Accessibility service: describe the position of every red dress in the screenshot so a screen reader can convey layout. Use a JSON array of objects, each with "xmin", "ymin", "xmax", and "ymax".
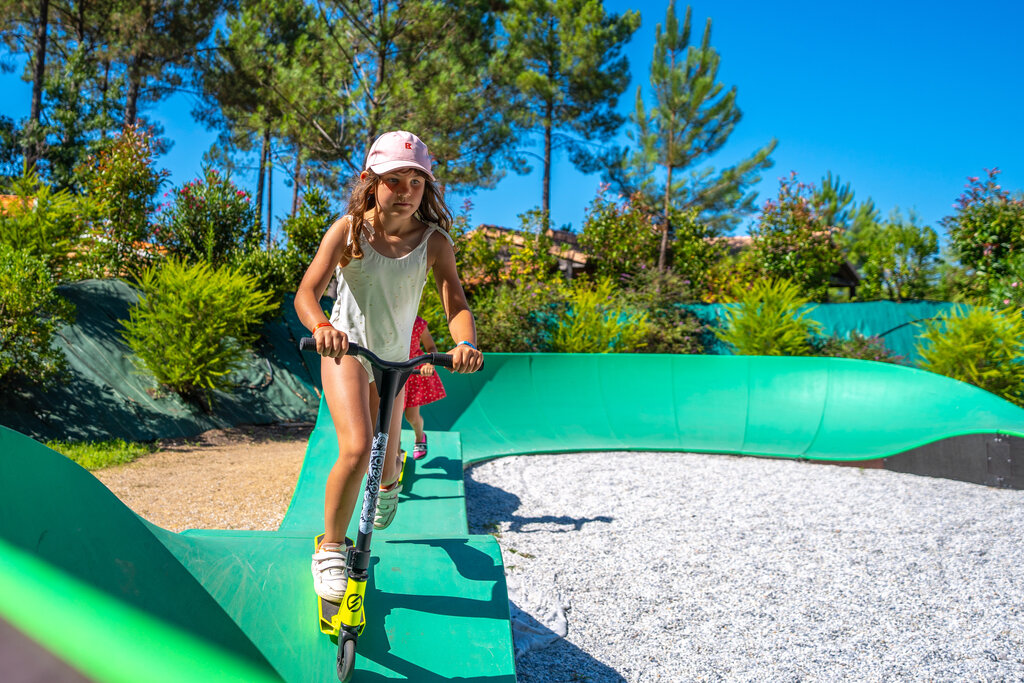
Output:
[{"xmin": 404, "ymin": 316, "xmax": 446, "ymax": 409}]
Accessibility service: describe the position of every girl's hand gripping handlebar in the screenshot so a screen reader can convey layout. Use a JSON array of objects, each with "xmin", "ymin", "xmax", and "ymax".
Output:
[{"xmin": 298, "ymin": 338, "xmax": 468, "ymax": 372}]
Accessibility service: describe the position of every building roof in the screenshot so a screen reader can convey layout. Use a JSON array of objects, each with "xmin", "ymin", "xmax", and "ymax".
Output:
[
  {"xmin": 468, "ymin": 224, "xmax": 589, "ymax": 267},
  {"xmin": 0, "ymin": 195, "xmax": 36, "ymax": 213}
]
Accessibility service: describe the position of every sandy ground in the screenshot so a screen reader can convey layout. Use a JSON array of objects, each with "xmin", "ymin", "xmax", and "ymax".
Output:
[{"xmin": 93, "ymin": 424, "xmax": 311, "ymax": 532}]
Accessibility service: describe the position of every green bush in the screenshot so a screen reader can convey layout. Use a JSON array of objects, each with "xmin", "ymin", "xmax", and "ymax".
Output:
[
  {"xmin": 0, "ymin": 168, "xmax": 86, "ymax": 280},
  {"xmin": 0, "ymin": 243, "xmax": 75, "ymax": 387},
  {"xmin": 714, "ymin": 278, "xmax": 822, "ymax": 356},
  {"xmin": 472, "ymin": 280, "xmax": 563, "ymax": 352},
  {"xmin": 77, "ymin": 125, "xmax": 169, "ymax": 278},
  {"xmin": 620, "ymin": 267, "xmax": 704, "ymax": 353},
  {"xmin": 852, "ymin": 209, "xmax": 939, "ymax": 301},
  {"xmin": 418, "ymin": 272, "xmax": 454, "ymax": 350},
  {"xmin": 814, "ymin": 331, "xmax": 905, "ymax": 364},
  {"xmin": 551, "ymin": 278, "xmax": 648, "ymax": 353},
  {"xmin": 281, "ymin": 187, "xmax": 334, "ymax": 268},
  {"xmin": 232, "ymin": 246, "xmax": 300, "ymax": 314},
  {"xmin": 578, "ymin": 191, "xmax": 660, "ymax": 279},
  {"xmin": 120, "ymin": 258, "xmax": 276, "ymax": 409},
  {"xmin": 915, "ymin": 306, "xmax": 1024, "ymax": 405},
  {"xmin": 156, "ymin": 167, "xmax": 257, "ymax": 266},
  {"xmin": 669, "ymin": 207, "xmax": 727, "ymax": 296}
]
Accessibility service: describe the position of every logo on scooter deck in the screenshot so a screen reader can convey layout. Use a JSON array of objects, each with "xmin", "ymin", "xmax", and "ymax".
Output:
[{"xmin": 346, "ymin": 594, "xmax": 363, "ymax": 612}]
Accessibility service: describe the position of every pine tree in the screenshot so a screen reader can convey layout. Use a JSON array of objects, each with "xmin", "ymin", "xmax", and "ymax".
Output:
[
  {"xmin": 193, "ymin": 0, "xmax": 324, "ymax": 235},
  {"xmin": 107, "ymin": 0, "xmax": 227, "ymax": 126},
  {"xmin": 496, "ymin": 0, "xmax": 640, "ymax": 219},
  {"xmin": 610, "ymin": 1, "xmax": 776, "ymax": 269},
  {"xmin": 293, "ymin": 0, "xmax": 516, "ymax": 192}
]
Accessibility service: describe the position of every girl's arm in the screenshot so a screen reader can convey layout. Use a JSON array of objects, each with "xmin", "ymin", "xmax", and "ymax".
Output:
[
  {"xmin": 420, "ymin": 326, "xmax": 438, "ymax": 354},
  {"xmin": 427, "ymin": 232, "xmax": 483, "ymax": 373},
  {"xmin": 294, "ymin": 217, "xmax": 351, "ymax": 357},
  {"xmin": 419, "ymin": 326, "xmax": 439, "ymax": 376}
]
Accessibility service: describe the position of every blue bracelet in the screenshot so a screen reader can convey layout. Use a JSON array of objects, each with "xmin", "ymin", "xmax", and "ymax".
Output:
[{"xmin": 457, "ymin": 341, "xmax": 478, "ymax": 350}]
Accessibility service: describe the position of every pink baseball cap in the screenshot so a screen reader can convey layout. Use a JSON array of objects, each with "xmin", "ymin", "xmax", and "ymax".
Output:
[{"xmin": 364, "ymin": 130, "xmax": 434, "ymax": 181}]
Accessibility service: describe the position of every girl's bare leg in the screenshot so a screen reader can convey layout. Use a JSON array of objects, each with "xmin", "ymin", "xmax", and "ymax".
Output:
[
  {"xmin": 404, "ymin": 405, "xmax": 424, "ymax": 442},
  {"xmin": 321, "ymin": 355, "xmax": 372, "ymax": 545}
]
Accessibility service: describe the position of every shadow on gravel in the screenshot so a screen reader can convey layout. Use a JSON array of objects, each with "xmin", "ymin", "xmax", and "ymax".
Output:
[
  {"xmin": 515, "ymin": 637, "xmax": 625, "ymax": 683},
  {"xmin": 465, "ymin": 472, "xmax": 623, "ymax": 682},
  {"xmin": 465, "ymin": 475, "xmax": 614, "ymax": 533}
]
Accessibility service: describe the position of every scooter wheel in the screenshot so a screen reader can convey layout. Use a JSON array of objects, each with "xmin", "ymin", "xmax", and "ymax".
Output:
[{"xmin": 337, "ymin": 634, "xmax": 356, "ymax": 682}]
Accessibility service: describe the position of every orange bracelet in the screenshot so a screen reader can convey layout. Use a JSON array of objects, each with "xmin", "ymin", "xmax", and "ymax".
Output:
[{"xmin": 312, "ymin": 322, "xmax": 333, "ymax": 335}]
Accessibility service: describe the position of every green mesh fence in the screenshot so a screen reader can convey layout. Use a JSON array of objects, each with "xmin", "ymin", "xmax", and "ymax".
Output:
[
  {"xmin": 683, "ymin": 300, "xmax": 965, "ymax": 361},
  {"xmin": 0, "ymin": 279, "xmax": 322, "ymax": 442}
]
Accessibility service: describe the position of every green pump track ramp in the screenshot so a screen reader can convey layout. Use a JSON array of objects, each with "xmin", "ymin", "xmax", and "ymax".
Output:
[
  {"xmin": 4, "ymin": 353, "xmax": 1024, "ymax": 681},
  {"xmin": 422, "ymin": 354, "xmax": 1024, "ymax": 488}
]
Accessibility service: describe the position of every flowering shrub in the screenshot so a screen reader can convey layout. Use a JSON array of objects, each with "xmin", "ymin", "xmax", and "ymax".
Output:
[
  {"xmin": 942, "ymin": 168, "xmax": 1024, "ymax": 282},
  {"xmin": 578, "ymin": 188, "xmax": 660, "ymax": 279},
  {"xmin": 77, "ymin": 125, "xmax": 169, "ymax": 277},
  {"xmin": 986, "ymin": 252, "xmax": 1024, "ymax": 309},
  {"xmin": 157, "ymin": 167, "xmax": 257, "ymax": 266},
  {"xmin": 749, "ymin": 172, "xmax": 845, "ymax": 302}
]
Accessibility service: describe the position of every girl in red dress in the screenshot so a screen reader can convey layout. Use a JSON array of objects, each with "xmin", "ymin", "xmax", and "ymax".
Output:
[{"xmin": 404, "ymin": 315, "xmax": 446, "ymax": 459}]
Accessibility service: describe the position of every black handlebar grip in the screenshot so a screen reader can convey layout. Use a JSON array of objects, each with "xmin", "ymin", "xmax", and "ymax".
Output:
[{"xmin": 429, "ymin": 352, "xmax": 454, "ymax": 368}]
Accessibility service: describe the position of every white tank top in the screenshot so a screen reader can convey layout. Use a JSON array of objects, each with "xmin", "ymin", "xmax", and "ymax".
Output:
[{"xmin": 329, "ymin": 221, "xmax": 452, "ymax": 381}]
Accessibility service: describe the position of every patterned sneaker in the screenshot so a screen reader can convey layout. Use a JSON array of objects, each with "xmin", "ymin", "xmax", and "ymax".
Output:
[
  {"xmin": 412, "ymin": 434, "xmax": 428, "ymax": 460},
  {"xmin": 373, "ymin": 481, "xmax": 402, "ymax": 530},
  {"xmin": 311, "ymin": 543, "xmax": 347, "ymax": 602}
]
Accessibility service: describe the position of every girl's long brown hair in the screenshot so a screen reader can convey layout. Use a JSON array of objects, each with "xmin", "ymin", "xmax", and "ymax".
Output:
[{"xmin": 341, "ymin": 169, "xmax": 453, "ymax": 261}]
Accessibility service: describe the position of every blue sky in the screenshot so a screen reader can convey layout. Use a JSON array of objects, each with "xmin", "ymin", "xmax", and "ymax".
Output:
[{"xmin": 2, "ymin": 0, "xmax": 1022, "ymax": 241}]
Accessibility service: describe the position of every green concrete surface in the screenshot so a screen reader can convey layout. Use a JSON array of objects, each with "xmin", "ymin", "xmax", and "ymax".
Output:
[
  {"xmin": 420, "ymin": 354, "xmax": 1024, "ymax": 465},
  {"xmin": 4, "ymin": 353, "xmax": 1024, "ymax": 680}
]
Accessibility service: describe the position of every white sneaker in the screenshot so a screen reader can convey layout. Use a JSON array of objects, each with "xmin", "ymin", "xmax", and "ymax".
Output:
[
  {"xmin": 311, "ymin": 545, "xmax": 347, "ymax": 602},
  {"xmin": 373, "ymin": 482, "xmax": 402, "ymax": 530}
]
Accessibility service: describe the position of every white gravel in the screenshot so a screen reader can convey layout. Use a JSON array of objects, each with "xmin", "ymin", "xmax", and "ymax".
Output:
[{"xmin": 465, "ymin": 451, "xmax": 1024, "ymax": 683}]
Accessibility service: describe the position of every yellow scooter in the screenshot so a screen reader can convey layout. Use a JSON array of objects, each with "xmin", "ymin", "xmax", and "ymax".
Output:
[{"xmin": 299, "ymin": 338, "xmax": 455, "ymax": 681}]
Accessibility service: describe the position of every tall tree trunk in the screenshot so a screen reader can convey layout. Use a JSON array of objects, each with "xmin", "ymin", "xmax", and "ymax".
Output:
[
  {"xmin": 125, "ymin": 62, "xmax": 141, "ymax": 126},
  {"xmin": 26, "ymin": 0, "xmax": 50, "ymax": 169},
  {"xmin": 659, "ymin": 163, "xmax": 672, "ymax": 271},
  {"xmin": 542, "ymin": 108, "xmax": 552, "ymax": 222},
  {"xmin": 99, "ymin": 60, "xmax": 111, "ymax": 139},
  {"xmin": 291, "ymin": 147, "xmax": 302, "ymax": 217},
  {"xmin": 255, "ymin": 130, "xmax": 269, "ymax": 229},
  {"xmin": 266, "ymin": 151, "xmax": 273, "ymax": 249}
]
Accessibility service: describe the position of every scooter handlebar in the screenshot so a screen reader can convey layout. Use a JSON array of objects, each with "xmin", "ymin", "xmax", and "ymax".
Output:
[{"xmin": 298, "ymin": 338, "xmax": 473, "ymax": 372}]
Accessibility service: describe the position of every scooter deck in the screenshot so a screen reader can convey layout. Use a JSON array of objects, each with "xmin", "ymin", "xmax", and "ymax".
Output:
[{"xmin": 314, "ymin": 533, "xmax": 352, "ymax": 636}]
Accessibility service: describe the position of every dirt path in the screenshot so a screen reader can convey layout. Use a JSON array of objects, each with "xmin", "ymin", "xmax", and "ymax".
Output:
[{"xmin": 93, "ymin": 424, "xmax": 312, "ymax": 533}]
